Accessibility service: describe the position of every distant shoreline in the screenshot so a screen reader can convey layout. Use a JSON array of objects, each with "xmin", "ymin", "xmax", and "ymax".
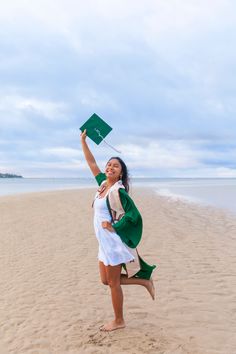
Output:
[{"xmin": 0, "ymin": 173, "xmax": 23, "ymax": 178}]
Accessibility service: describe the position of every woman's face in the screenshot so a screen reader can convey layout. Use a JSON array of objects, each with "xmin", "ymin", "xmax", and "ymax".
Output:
[{"xmin": 105, "ymin": 159, "xmax": 122, "ymax": 181}]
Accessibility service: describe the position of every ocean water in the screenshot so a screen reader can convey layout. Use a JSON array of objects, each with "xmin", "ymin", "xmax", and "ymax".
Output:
[
  {"xmin": 133, "ymin": 178, "xmax": 236, "ymax": 214},
  {"xmin": 0, "ymin": 177, "xmax": 235, "ymax": 214},
  {"xmin": 0, "ymin": 178, "xmax": 95, "ymax": 196}
]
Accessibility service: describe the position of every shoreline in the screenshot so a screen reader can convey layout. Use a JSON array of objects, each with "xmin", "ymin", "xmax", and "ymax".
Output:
[
  {"xmin": 1, "ymin": 185, "xmax": 235, "ymax": 218},
  {"xmin": 1, "ymin": 177, "xmax": 236, "ymax": 215},
  {"xmin": 0, "ymin": 188, "xmax": 236, "ymax": 353}
]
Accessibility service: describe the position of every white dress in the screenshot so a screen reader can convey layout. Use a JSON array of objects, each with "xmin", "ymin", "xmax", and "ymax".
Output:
[{"xmin": 93, "ymin": 194, "xmax": 135, "ymax": 266}]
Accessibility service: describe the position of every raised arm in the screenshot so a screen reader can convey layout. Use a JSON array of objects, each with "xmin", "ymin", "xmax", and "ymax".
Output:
[{"xmin": 80, "ymin": 130, "xmax": 101, "ymax": 177}]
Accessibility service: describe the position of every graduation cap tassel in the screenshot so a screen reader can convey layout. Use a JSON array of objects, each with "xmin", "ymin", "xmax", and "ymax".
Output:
[
  {"xmin": 102, "ymin": 139, "xmax": 121, "ymax": 154},
  {"xmin": 94, "ymin": 128, "xmax": 121, "ymax": 154}
]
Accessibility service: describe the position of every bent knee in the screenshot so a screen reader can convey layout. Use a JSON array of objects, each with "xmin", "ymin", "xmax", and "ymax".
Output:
[
  {"xmin": 101, "ymin": 278, "xmax": 108, "ymax": 286},
  {"xmin": 107, "ymin": 279, "xmax": 121, "ymax": 288}
]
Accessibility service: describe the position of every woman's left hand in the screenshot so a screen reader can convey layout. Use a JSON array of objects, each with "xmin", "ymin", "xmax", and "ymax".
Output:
[{"xmin": 102, "ymin": 221, "xmax": 115, "ymax": 232}]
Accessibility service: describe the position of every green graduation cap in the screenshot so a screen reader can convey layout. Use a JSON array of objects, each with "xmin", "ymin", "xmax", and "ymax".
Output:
[
  {"xmin": 80, "ymin": 113, "xmax": 121, "ymax": 153},
  {"xmin": 80, "ymin": 113, "xmax": 112, "ymax": 145}
]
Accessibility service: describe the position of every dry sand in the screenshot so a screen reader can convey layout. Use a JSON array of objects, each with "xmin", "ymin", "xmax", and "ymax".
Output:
[{"xmin": 0, "ymin": 188, "xmax": 236, "ymax": 354}]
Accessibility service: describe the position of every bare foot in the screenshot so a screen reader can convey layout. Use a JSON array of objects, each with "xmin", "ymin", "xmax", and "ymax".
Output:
[
  {"xmin": 145, "ymin": 278, "xmax": 155, "ymax": 300},
  {"xmin": 99, "ymin": 320, "xmax": 126, "ymax": 332}
]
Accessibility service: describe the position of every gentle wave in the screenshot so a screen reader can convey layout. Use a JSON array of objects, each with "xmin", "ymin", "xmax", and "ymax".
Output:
[{"xmin": 151, "ymin": 179, "xmax": 236, "ymax": 214}]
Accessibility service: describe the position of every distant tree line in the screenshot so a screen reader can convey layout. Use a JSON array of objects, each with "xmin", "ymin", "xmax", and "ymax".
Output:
[{"xmin": 0, "ymin": 173, "xmax": 23, "ymax": 178}]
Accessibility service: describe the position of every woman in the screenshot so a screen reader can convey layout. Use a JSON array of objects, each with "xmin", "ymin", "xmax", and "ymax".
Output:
[{"xmin": 80, "ymin": 129, "xmax": 156, "ymax": 332}]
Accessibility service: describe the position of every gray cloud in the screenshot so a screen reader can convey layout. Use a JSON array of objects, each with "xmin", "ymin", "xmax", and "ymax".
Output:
[{"xmin": 0, "ymin": 0, "xmax": 236, "ymax": 177}]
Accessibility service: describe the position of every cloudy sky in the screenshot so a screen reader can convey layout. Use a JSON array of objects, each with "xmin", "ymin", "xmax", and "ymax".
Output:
[{"xmin": 0, "ymin": 0, "xmax": 236, "ymax": 178}]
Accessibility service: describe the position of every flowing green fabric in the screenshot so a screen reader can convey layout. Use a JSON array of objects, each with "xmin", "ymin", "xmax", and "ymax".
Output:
[{"xmin": 95, "ymin": 173, "xmax": 156, "ymax": 279}]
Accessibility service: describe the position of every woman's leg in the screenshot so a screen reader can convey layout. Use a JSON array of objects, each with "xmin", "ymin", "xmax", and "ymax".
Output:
[
  {"xmin": 99, "ymin": 261, "xmax": 108, "ymax": 285},
  {"xmin": 120, "ymin": 274, "xmax": 155, "ymax": 300},
  {"xmin": 100, "ymin": 264, "xmax": 126, "ymax": 331},
  {"xmin": 99, "ymin": 260, "xmax": 155, "ymax": 299}
]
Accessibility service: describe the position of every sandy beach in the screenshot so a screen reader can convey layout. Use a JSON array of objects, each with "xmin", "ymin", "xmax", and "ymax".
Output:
[{"xmin": 0, "ymin": 187, "xmax": 236, "ymax": 354}]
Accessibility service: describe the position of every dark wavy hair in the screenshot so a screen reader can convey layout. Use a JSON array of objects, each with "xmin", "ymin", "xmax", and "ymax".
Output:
[{"xmin": 107, "ymin": 156, "xmax": 130, "ymax": 193}]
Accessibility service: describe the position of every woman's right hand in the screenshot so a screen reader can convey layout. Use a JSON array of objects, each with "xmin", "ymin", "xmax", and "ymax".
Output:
[{"xmin": 80, "ymin": 129, "xmax": 87, "ymax": 142}]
